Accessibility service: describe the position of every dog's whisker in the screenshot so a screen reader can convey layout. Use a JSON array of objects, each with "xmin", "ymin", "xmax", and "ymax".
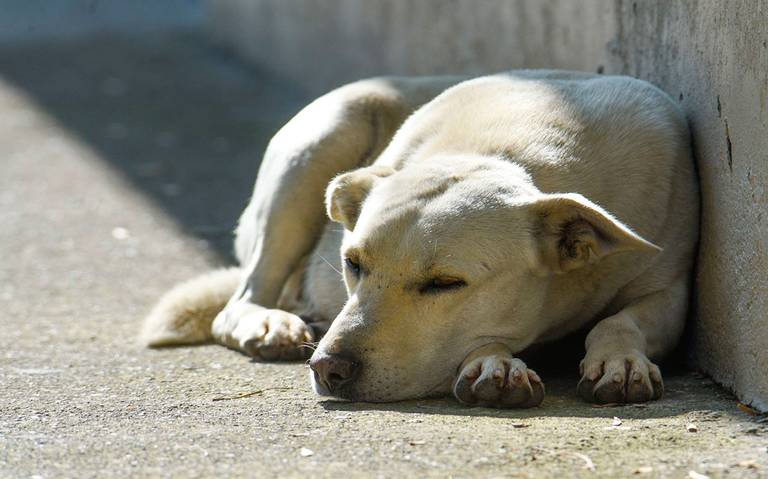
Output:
[{"xmin": 316, "ymin": 253, "xmax": 342, "ymax": 276}]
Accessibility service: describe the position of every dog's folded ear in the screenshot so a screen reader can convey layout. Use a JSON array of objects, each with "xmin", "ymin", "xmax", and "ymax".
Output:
[
  {"xmin": 531, "ymin": 193, "xmax": 661, "ymax": 273},
  {"xmin": 326, "ymin": 165, "xmax": 396, "ymax": 230}
]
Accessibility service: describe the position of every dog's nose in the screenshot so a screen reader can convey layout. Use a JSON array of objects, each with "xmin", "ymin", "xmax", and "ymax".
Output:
[{"xmin": 309, "ymin": 353, "xmax": 359, "ymax": 392}]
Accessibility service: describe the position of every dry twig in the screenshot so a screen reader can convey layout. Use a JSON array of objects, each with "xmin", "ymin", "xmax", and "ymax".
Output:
[{"xmin": 212, "ymin": 386, "xmax": 295, "ymax": 401}]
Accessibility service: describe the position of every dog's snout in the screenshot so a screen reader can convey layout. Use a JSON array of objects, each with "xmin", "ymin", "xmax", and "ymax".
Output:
[{"xmin": 310, "ymin": 353, "xmax": 359, "ymax": 393}]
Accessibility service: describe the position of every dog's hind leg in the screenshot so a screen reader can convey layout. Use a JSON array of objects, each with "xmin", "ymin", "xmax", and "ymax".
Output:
[
  {"xmin": 141, "ymin": 267, "xmax": 242, "ymax": 347},
  {"xmin": 213, "ymin": 76, "xmax": 463, "ymax": 359}
]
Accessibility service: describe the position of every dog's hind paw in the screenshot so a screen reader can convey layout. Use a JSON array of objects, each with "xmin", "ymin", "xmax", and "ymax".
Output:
[
  {"xmin": 453, "ymin": 354, "xmax": 545, "ymax": 408},
  {"xmin": 577, "ymin": 351, "xmax": 664, "ymax": 404},
  {"xmin": 232, "ymin": 308, "xmax": 315, "ymax": 361}
]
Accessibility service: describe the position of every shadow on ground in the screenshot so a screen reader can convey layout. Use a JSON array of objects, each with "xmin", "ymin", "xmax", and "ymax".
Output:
[
  {"xmin": 314, "ymin": 335, "xmax": 736, "ymax": 420},
  {"xmin": 319, "ymin": 374, "xmax": 740, "ymax": 420},
  {"xmin": 0, "ymin": 31, "xmax": 308, "ymax": 261}
]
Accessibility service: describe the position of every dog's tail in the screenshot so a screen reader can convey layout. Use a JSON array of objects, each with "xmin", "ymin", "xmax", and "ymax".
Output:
[{"xmin": 140, "ymin": 267, "xmax": 242, "ymax": 347}]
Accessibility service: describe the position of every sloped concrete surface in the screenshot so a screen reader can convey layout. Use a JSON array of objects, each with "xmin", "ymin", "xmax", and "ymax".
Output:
[{"xmin": 1, "ymin": 32, "xmax": 767, "ymax": 478}]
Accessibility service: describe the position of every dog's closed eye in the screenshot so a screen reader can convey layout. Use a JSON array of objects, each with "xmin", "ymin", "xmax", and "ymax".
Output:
[
  {"xmin": 419, "ymin": 277, "xmax": 467, "ymax": 295},
  {"xmin": 344, "ymin": 257, "xmax": 362, "ymax": 277}
]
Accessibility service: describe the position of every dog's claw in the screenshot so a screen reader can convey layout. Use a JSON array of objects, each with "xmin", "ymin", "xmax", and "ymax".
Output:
[
  {"xmin": 453, "ymin": 356, "xmax": 544, "ymax": 408},
  {"xmin": 578, "ymin": 352, "xmax": 663, "ymax": 404},
  {"xmin": 233, "ymin": 309, "xmax": 315, "ymax": 361}
]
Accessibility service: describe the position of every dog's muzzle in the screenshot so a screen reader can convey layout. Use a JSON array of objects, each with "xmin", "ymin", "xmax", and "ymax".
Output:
[{"xmin": 309, "ymin": 352, "xmax": 359, "ymax": 396}]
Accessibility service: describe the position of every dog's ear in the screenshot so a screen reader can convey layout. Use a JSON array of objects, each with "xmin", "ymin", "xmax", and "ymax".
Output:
[
  {"xmin": 326, "ymin": 165, "xmax": 395, "ymax": 230},
  {"xmin": 531, "ymin": 193, "xmax": 661, "ymax": 273}
]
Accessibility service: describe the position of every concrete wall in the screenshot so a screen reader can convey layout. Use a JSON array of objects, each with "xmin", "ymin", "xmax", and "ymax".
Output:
[
  {"xmin": 207, "ymin": 0, "xmax": 768, "ymax": 410},
  {"xmin": 0, "ymin": 0, "xmax": 202, "ymax": 41}
]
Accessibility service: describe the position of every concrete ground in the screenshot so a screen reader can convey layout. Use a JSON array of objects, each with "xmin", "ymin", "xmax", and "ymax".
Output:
[{"xmin": 1, "ymin": 30, "xmax": 766, "ymax": 478}]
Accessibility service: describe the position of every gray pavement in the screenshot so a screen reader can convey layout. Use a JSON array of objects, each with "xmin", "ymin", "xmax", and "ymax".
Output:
[{"xmin": 1, "ymin": 31, "xmax": 767, "ymax": 478}]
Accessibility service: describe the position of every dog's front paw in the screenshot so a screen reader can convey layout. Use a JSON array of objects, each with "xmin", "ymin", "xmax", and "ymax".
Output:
[
  {"xmin": 232, "ymin": 308, "xmax": 314, "ymax": 361},
  {"xmin": 453, "ymin": 355, "xmax": 544, "ymax": 408},
  {"xmin": 577, "ymin": 351, "xmax": 663, "ymax": 404}
]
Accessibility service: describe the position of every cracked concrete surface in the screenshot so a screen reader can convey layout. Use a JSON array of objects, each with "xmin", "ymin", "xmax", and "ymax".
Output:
[{"xmin": 1, "ymin": 31, "xmax": 767, "ymax": 478}]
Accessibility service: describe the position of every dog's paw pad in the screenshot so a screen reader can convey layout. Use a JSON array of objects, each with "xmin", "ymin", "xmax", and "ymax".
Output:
[
  {"xmin": 233, "ymin": 309, "xmax": 314, "ymax": 361},
  {"xmin": 578, "ymin": 352, "xmax": 663, "ymax": 404},
  {"xmin": 453, "ymin": 356, "xmax": 544, "ymax": 408}
]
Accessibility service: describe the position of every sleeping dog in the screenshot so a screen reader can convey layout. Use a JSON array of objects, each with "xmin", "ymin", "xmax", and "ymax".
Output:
[{"xmin": 142, "ymin": 70, "xmax": 698, "ymax": 408}]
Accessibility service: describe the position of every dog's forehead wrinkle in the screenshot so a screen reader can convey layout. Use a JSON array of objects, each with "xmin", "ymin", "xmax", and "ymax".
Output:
[
  {"xmin": 352, "ymin": 192, "xmax": 534, "ymax": 281},
  {"xmin": 375, "ymin": 154, "xmax": 534, "ymax": 206}
]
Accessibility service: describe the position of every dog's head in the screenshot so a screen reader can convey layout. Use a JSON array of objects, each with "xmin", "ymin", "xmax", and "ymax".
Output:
[{"xmin": 309, "ymin": 155, "xmax": 658, "ymax": 401}]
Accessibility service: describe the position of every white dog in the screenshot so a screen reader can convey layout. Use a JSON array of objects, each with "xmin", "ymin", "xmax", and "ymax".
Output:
[{"xmin": 142, "ymin": 70, "xmax": 698, "ymax": 408}]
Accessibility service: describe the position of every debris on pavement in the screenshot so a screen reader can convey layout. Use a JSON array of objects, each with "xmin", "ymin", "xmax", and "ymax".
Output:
[
  {"xmin": 736, "ymin": 459, "xmax": 759, "ymax": 469},
  {"xmin": 299, "ymin": 447, "xmax": 314, "ymax": 457},
  {"xmin": 212, "ymin": 386, "xmax": 295, "ymax": 401},
  {"xmin": 111, "ymin": 226, "xmax": 130, "ymax": 240},
  {"xmin": 737, "ymin": 403, "xmax": 760, "ymax": 416}
]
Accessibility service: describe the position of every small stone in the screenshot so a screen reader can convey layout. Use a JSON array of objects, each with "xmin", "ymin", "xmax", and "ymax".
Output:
[
  {"xmin": 299, "ymin": 447, "xmax": 314, "ymax": 457},
  {"xmin": 612, "ymin": 417, "xmax": 622, "ymax": 427},
  {"xmin": 111, "ymin": 227, "xmax": 130, "ymax": 240}
]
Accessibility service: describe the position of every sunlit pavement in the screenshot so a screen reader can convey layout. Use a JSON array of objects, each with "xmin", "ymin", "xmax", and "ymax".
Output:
[{"xmin": 0, "ymin": 32, "xmax": 766, "ymax": 478}]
